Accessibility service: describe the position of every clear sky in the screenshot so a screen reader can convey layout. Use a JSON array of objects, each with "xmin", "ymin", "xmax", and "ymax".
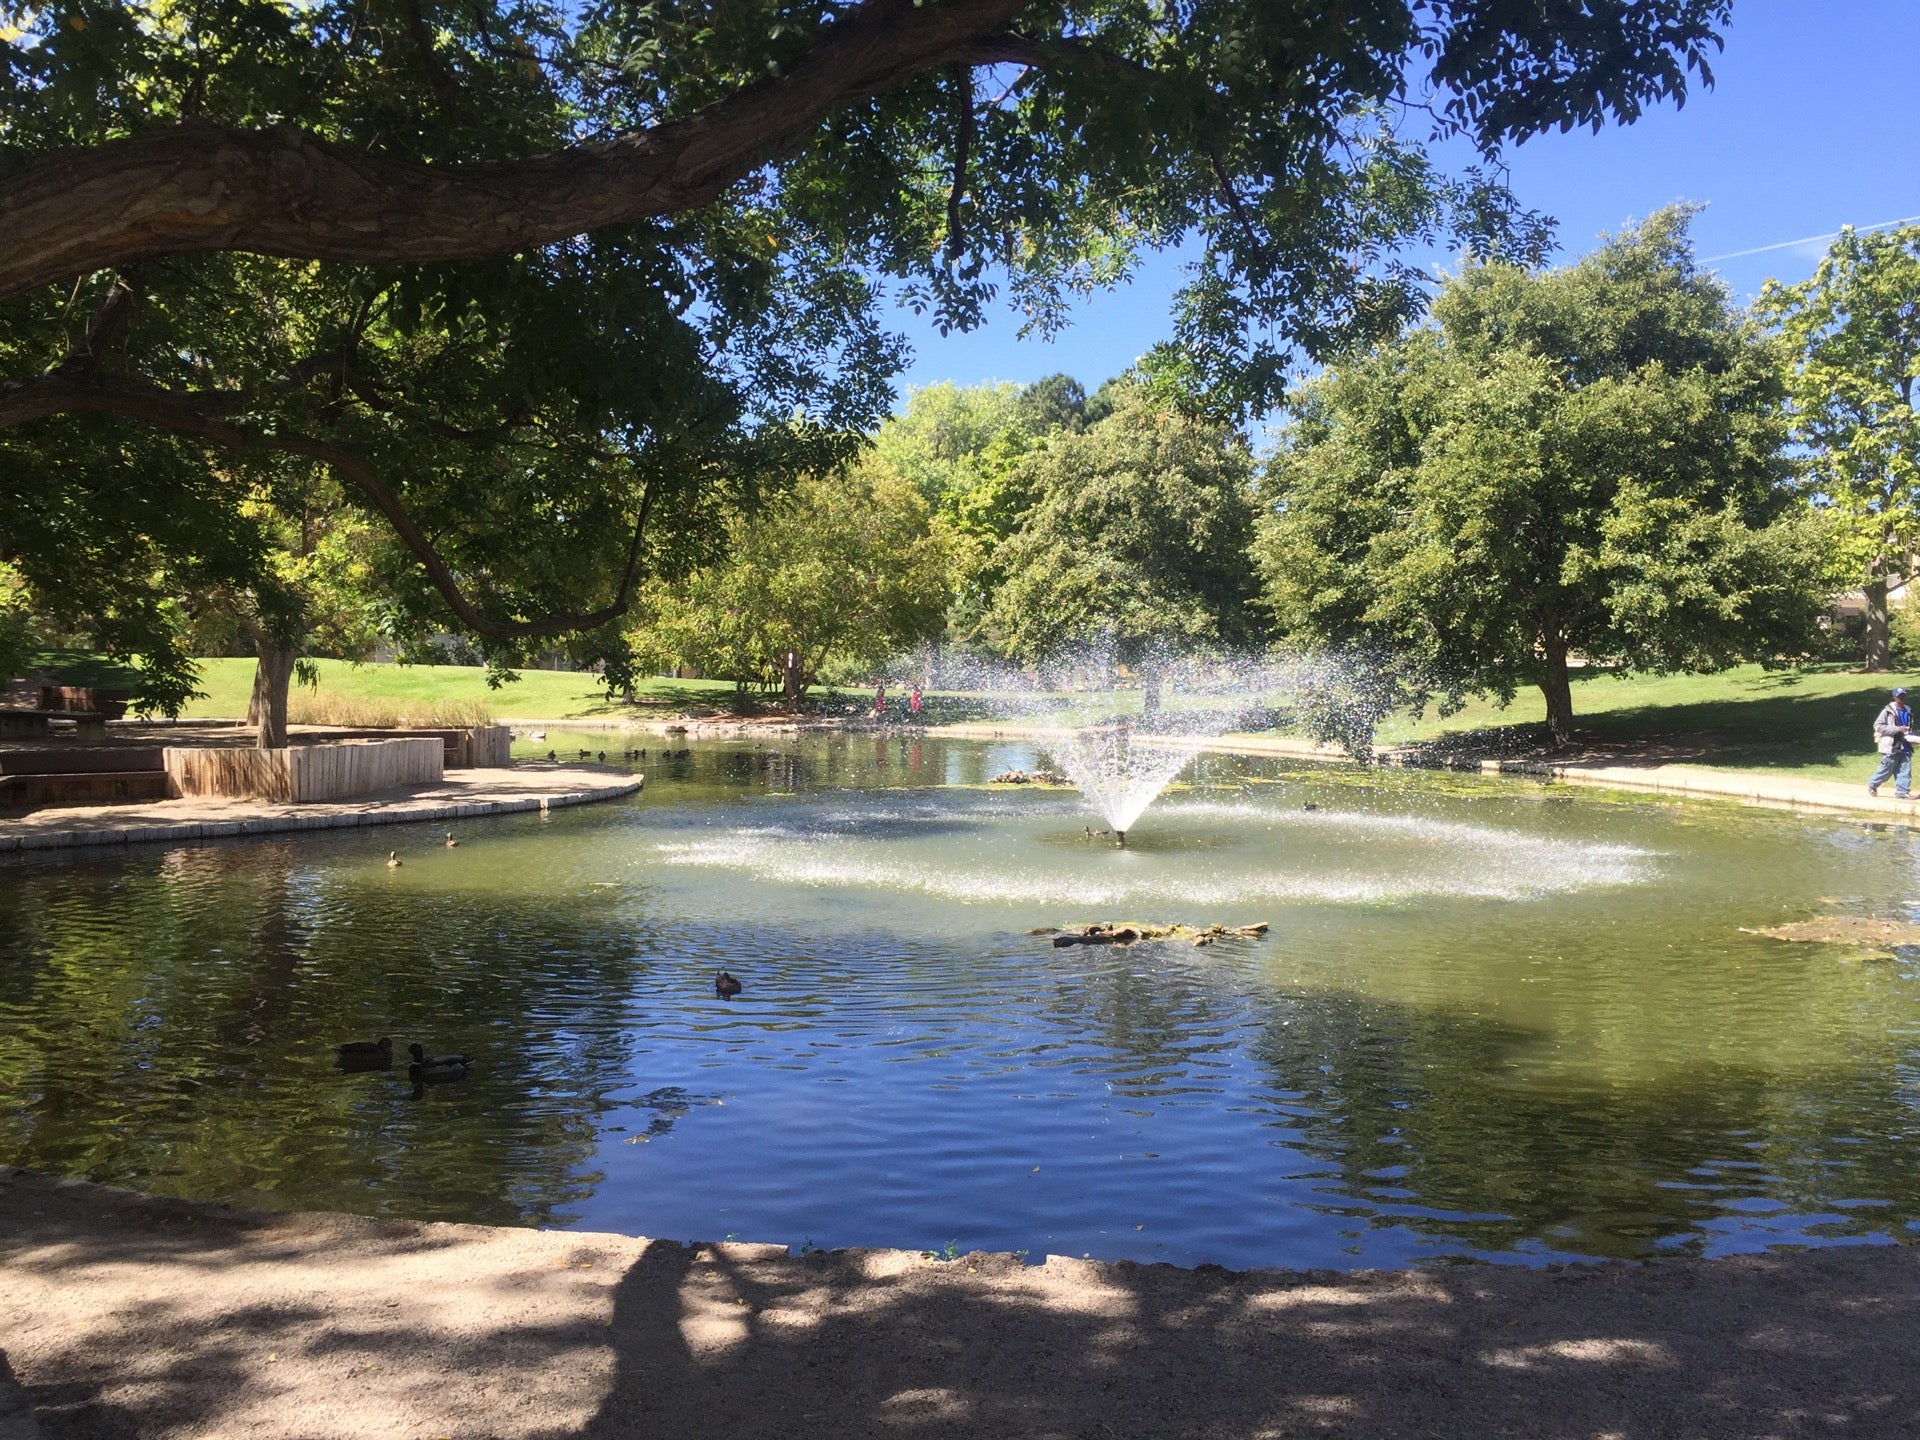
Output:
[{"xmin": 883, "ymin": 0, "xmax": 1920, "ymax": 400}]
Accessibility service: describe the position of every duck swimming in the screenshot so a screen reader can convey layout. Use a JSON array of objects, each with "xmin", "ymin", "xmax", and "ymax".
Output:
[
  {"xmin": 408, "ymin": 1043, "xmax": 472, "ymax": 1080},
  {"xmin": 337, "ymin": 1037, "xmax": 392, "ymax": 1059},
  {"xmin": 386, "ymin": 851, "xmax": 402, "ymax": 868},
  {"xmin": 715, "ymin": 971, "xmax": 743, "ymax": 998},
  {"xmin": 443, "ymin": 831, "xmax": 458, "ymax": 848}
]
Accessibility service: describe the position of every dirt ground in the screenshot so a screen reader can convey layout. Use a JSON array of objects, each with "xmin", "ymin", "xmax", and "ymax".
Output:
[{"xmin": 4, "ymin": 1168, "xmax": 1919, "ymax": 1439}]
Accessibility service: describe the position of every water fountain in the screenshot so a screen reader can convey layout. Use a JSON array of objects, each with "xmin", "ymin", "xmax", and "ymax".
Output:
[{"xmin": 961, "ymin": 644, "xmax": 1308, "ymax": 841}]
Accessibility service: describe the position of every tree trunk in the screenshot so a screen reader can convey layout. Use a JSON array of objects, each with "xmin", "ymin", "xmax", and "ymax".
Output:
[
  {"xmin": 1864, "ymin": 576, "xmax": 1891, "ymax": 672},
  {"xmin": 1540, "ymin": 630, "xmax": 1576, "ymax": 748},
  {"xmin": 782, "ymin": 651, "xmax": 806, "ymax": 712},
  {"xmin": 1138, "ymin": 656, "xmax": 1164, "ymax": 719},
  {"xmin": 249, "ymin": 641, "xmax": 297, "ymax": 751}
]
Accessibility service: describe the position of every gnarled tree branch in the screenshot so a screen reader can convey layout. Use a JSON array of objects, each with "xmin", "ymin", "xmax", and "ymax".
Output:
[{"xmin": 0, "ymin": 0, "xmax": 1038, "ymax": 299}]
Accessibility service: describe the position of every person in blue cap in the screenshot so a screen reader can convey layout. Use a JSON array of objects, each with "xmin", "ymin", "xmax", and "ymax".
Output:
[{"xmin": 1868, "ymin": 686, "xmax": 1913, "ymax": 798}]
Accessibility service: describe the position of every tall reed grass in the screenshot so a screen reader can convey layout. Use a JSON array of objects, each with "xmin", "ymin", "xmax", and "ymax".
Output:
[{"xmin": 286, "ymin": 693, "xmax": 495, "ymax": 728}]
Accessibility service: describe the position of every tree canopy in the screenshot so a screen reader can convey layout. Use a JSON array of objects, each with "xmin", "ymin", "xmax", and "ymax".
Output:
[
  {"xmin": 0, "ymin": 0, "xmax": 1735, "ymax": 710},
  {"xmin": 987, "ymin": 381, "xmax": 1257, "ymax": 672},
  {"xmin": 1760, "ymin": 223, "xmax": 1920, "ymax": 671},
  {"xmin": 623, "ymin": 459, "xmax": 950, "ymax": 702},
  {"xmin": 1257, "ymin": 208, "xmax": 1823, "ymax": 745}
]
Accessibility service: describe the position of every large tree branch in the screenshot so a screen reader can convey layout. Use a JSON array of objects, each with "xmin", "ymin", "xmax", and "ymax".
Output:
[
  {"xmin": 0, "ymin": 0, "xmax": 1036, "ymax": 299},
  {"xmin": 0, "ymin": 372, "xmax": 652, "ymax": 640}
]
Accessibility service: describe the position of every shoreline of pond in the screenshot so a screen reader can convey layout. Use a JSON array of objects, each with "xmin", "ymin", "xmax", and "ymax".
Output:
[
  {"xmin": 4, "ymin": 1164, "xmax": 1917, "ymax": 1438},
  {"xmin": 0, "ymin": 767, "xmax": 640, "ymax": 854},
  {"xmin": 500, "ymin": 712, "xmax": 1920, "ymax": 820}
]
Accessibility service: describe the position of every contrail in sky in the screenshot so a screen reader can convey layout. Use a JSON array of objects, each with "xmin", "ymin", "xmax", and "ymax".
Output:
[{"xmin": 1704, "ymin": 215, "xmax": 1920, "ymax": 263}]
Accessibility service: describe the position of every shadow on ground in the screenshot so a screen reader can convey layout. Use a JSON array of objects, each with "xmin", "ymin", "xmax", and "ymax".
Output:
[{"xmin": 5, "ymin": 1169, "xmax": 1918, "ymax": 1439}]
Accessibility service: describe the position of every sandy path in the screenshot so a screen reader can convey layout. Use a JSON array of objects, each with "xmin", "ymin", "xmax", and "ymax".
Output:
[{"xmin": 4, "ymin": 1167, "xmax": 1918, "ymax": 1439}]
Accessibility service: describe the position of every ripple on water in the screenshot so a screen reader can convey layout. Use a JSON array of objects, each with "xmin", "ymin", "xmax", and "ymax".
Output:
[{"xmin": 649, "ymin": 800, "xmax": 1656, "ymax": 905}]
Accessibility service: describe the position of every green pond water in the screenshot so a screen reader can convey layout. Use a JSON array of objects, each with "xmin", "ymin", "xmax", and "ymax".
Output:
[{"xmin": 2, "ymin": 733, "xmax": 1918, "ymax": 1271}]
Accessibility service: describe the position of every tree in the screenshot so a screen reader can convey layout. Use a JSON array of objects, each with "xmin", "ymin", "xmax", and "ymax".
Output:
[
  {"xmin": 873, "ymin": 376, "xmax": 1095, "ymax": 643},
  {"xmin": 987, "ymin": 381, "xmax": 1258, "ymax": 693},
  {"xmin": 0, "ymin": 1, "xmax": 1734, "ymax": 708},
  {"xmin": 1259, "ymin": 209, "xmax": 1824, "ymax": 747},
  {"xmin": 1760, "ymin": 224, "xmax": 1920, "ymax": 670},
  {"xmin": 624, "ymin": 460, "xmax": 950, "ymax": 704}
]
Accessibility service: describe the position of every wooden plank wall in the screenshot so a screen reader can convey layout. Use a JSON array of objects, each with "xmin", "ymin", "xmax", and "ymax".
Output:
[
  {"xmin": 288, "ymin": 738, "xmax": 442, "ymax": 801},
  {"xmin": 165, "ymin": 739, "xmax": 443, "ymax": 803},
  {"xmin": 463, "ymin": 725, "xmax": 513, "ymax": 768},
  {"xmin": 165, "ymin": 747, "xmax": 293, "ymax": 802}
]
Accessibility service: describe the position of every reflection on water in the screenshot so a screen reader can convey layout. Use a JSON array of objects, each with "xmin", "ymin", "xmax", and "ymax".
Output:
[{"xmin": 3, "ymin": 734, "xmax": 1920, "ymax": 1269}]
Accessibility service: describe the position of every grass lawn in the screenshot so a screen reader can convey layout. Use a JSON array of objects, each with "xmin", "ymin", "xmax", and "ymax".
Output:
[
  {"xmin": 177, "ymin": 658, "xmax": 742, "ymax": 722},
  {"xmin": 1374, "ymin": 663, "xmax": 1911, "ymax": 783},
  {"xmin": 96, "ymin": 654, "xmax": 1920, "ymax": 785}
]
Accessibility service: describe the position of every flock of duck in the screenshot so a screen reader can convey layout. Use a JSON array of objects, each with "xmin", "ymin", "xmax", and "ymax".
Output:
[
  {"xmin": 338, "ymin": 971, "xmax": 750, "ymax": 1092},
  {"xmin": 537, "ymin": 746, "xmax": 692, "ymax": 762},
  {"xmin": 350, "ymin": 775, "xmax": 745, "ymax": 1096},
  {"xmin": 335, "ymin": 1037, "xmax": 472, "ymax": 1084}
]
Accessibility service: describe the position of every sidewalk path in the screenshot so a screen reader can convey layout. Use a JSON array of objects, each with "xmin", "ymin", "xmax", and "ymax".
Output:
[
  {"xmin": 0, "ymin": 767, "xmax": 640, "ymax": 853},
  {"xmin": 3, "ymin": 1168, "xmax": 1917, "ymax": 1439}
]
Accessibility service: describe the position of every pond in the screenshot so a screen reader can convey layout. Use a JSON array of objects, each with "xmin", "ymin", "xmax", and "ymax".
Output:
[{"xmin": 3, "ymin": 733, "xmax": 1918, "ymax": 1272}]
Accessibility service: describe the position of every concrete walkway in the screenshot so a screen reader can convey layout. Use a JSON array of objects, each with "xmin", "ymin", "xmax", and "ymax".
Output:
[{"xmin": 0, "ymin": 767, "xmax": 641, "ymax": 853}]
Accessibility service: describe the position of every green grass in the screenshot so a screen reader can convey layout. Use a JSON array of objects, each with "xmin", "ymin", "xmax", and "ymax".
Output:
[
  {"xmin": 1372, "ymin": 663, "xmax": 1911, "ymax": 783},
  {"xmin": 170, "ymin": 656, "xmax": 1913, "ymax": 785},
  {"xmin": 31, "ymin": 649, "xmax": 144, "ymax": 688},
  {"xmin": 178, "ymin": 658, "xmax": 743, "ymax": 722}
]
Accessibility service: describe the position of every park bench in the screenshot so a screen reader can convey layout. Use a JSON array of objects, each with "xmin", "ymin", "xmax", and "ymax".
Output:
[
  {"xmin": 0, "ymin": 707, "xmax": 109, "ymax": 740},
  {"xmin": 39, "ymin": 685, "xmax": 133, "ymax": 720}
]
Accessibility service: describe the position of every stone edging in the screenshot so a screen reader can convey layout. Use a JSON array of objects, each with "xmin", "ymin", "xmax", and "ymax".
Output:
[{"xmin": 0, "ymin": 778, "xmax": 642, "ymax": 855}]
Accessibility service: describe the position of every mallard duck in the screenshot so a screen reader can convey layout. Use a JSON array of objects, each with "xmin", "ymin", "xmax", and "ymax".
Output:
[
  {"xmin": 715, "ymin": 970, "xmax": 743, "ymax": 998},
  {"xmin": 578, "ymin": 747, "xmax": 592, "ymax": 759},
  {"xmin": 386, "ymin": 851, "xmax": 402, "ymax": 868},
  {"xmin": 443, "ymin": 831, "xmax": 459, "ymax": 848},
  {"xmin": 408, "ymin": 1042, "xmax": 472, "ymax": 1079},
  {"xmin": 597, "ymin": 750, "xmax": 607, "ymax": 762},
  {"xmin": 337, "ymin": 1037, "xmax": 393, "ymax": 1059},
  {"xmin": 547, "ymin": 749, "xmax": 557, "ymax": 761}
]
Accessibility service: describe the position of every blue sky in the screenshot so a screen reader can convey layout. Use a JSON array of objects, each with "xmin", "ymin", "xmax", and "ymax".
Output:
[{"xmin": 884, "ymin": 0, "xmax": 1920, "ymax": 399}]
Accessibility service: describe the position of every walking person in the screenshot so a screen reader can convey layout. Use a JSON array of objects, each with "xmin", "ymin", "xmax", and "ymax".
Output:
[{"xmin": 1868, "ymin": 686, "xmax": 1913, "ymax": 798}]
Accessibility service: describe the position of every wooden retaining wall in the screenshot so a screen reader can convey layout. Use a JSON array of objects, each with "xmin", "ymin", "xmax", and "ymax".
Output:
[
  {"xmin": 164, "ymin": 739, "xmax": 444, "ymax": 803},
  {"xmin": 463, "ymin": 725, "xmax": 512, "ymax": 768}
]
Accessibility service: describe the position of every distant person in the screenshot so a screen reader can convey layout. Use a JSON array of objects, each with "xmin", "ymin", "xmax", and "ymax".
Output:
[
  {"xmin": 1869, "ymin": 686, "xmax": 1913, "ymax": 798},
  {"xmin": 873, "ymin": 682, "xmax": 887, "ymax": 719},
  {"xmin": 909, "ymin": 685, "xmax": 923, "ymax": 719}
]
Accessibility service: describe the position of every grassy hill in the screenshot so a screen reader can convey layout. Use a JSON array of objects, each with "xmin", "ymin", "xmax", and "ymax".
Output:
[
  {"xmin": 177, "ymin": 658, "xmax": 737, "ymax": 724},
  {"xmin": 1374, "ymin": 664, "xmax": 1906, "ymax": 783}
]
